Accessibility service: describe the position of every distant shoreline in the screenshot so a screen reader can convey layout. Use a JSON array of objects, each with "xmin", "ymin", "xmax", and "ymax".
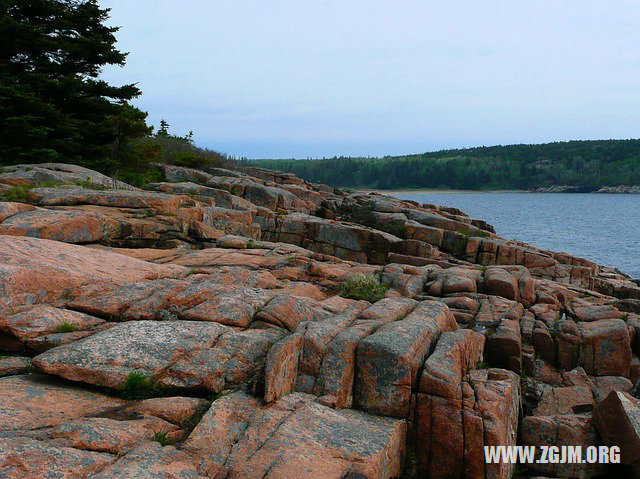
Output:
[
  {"xmin": 358, "ymin": 188, "xmax": 525, "ymax": 194},
  {"xmin": 356, "ymin": 188, "xmax": 640, "ymax": 195}
]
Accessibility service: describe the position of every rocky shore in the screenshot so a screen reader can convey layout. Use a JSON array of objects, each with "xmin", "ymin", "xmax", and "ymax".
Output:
[
  {"xmin": 1, "ymin": 162, "xmax": 640, "ymax": 478},
  {"xmin": 529, "ymin": 184, "xmax": 640, "ymax": 193}
]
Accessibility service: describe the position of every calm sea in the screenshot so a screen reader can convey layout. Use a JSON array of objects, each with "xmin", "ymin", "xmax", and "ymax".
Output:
[{"xmin": 389, "ymin": 192, "xmax": 640, "ymax": 279}]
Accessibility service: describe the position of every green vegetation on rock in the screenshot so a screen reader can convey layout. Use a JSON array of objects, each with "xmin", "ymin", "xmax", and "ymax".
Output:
[{"xmin": 340, "ymin": 273, "xmax": 389, "ymax": 303}]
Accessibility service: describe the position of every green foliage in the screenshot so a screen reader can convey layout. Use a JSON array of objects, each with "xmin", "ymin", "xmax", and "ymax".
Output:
[
  {"xmin": 152, "ymin": 430, "xmax": 175, "ymax": 446},
  {"xmin": 115, "ymin": 167, "xmax": 165, "ymax": 189},
  {"xmin": 54, "ymin": 322, "xmax": 77, "ymax": 333},
  {"xmin": 340, "ymin": 273, "xmax": 389, "ymax": 303},
  {"xmin": 2, "ymin": 180, "xmax": 62, "ymax": 202},
  {"xmin": 477, "ymin": 360, "xmax": 490, "ymax": 370},
  {"xmin": 2, "ymin": 185, "xmax": 31, "ymax": 202},
  {"xmin": 621, "ymin": 313, "xmax": 630, "ymax": 322},
  {"xmin": 248, "ymin": 139, "xmax": 640, "ymax": 190},
  {"xmin": 0, "ymin": 0, "xmax": 149, "ymax": 169},
  {"xmin": 119, "ymin": 372, "xmax": 154, "ymax": 400},
  {"xmin": 113, "ymin": 128, "xmax": 230, "ymax": 187}
]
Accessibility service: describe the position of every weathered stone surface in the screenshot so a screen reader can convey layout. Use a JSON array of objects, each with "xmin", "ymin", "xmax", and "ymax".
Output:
[
  {"xmin": 126, "ymin": 396, "xmax": 211, "ymax": 426},
  {"xmin": 0, "ymin": 356, "xmax": 31, "ymax": 377},
  {"xmin": 578, "ymin": 318, "xmax": 631, "ymax": 377},
  {"xmin": 532, "ymin": 386, "xmax": 594, "ymax": 416},
  {"xmin": 426, "ymin": 267, "xmax": 480, "ymax": 296},
  {"xmin": 296, "ymin": 313, "xmax": 357, "ymax": 393},
  {"xmin": 419, "ymin": 329, "xmax": 486, "ymax": 398},
  {"xmin": 591, "ymin": 375, "xmax": 633, "ymax": 401},
  {"xmin": 49, "ymin": 416, "xmax": 178, "ymax": 455},
  {"xmin": 184, "ymin": 392, "xmax": 406, "ymax": 479},
  {"xmin": 264, "ymin": 333, "xmax": 302, "ymax": 402},
  {"xmin": 0, "ymin": 305, "xmax": 105, "ymax": 344},
  {"xmin": 522, "ymin": 414, "xmax": 602, "ymax": 478},
  {"xmin": 0, "ymin": 201, "xmax": 35, "ymax": 221},
  {"xmin": 313, "ymin": 320, "xmax": 380, "ymax": 409},
  {"xmin": 0, "ymin": 163, "xmax": 133, "ymax": 189},
  {"xmin": 593, "ymin": 390, "xmax": 640, "ymax": 464},
  {"xmin": 415, "ymin": 368, "xmax": 519, "ymax": 479},
  {"xmin": 2, "ymin": 161, "xmax": 637, "ymax": 478},
  {"xmin": 0, "ymin": 235, "xmax": 185, "ymax": 309},
  {"xmin": 354, "ymin": 301, "xmax": 457, "ymax": 417},
  {"xmin": 486, "ymin": 318, "xmax": 522, "ymax": 373},
  {"xmin": 27, "ymin": 186, "xmax": 196, "ymax": 211},
  {"xmin": 90, "ymin": 442, "xmax": 199, "ymax": 478},
  {"xmin": 0, "ymin": 375, "xmax": 122, "ymax": 431},
  {"xmin": 484, "ymin": 266, "xmax": 519, "ymax": 301},
  {"xmin": 359, "ymin": 297, "xmax": 417, "ymax": 322},
  {"xmin": 254, "ymin": 294, "xmax": 330, "ymax": 331},
  {"xmin": 32, "ymin": 320, "xmax": 229, "ymax": 388},
  {"xmin": 156, "ymin": 327, "xmax": 286, "ymax": 392},
  {"xmin": 574, "ymin": 304, "xmax": 623, "ymax": 322},
  {"xmin": 0, "ymin": 208, "xmax": 119, "ymax": 243},
  {"xmin": 0, "ymin": 437, "xmax": 115, "ymax": 478},
  {"xmin": 66, "ymin": 273, "xmax": 276, "ymax": 324}
]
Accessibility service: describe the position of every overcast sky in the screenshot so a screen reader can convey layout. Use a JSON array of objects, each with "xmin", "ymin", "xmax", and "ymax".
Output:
[{"xmin": 100, "ymin": 1, "xmax": 640, "ymax": 158}]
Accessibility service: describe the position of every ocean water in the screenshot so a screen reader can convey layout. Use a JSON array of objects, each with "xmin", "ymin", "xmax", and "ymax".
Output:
[{"xmin": 389, "ymin": 192, "xmax": 640, "ymax": 279}]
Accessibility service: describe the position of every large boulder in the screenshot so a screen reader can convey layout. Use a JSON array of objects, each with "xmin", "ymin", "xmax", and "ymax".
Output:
[
  {"xmin": 593, "ymin": 390, "xmax": 640, "ymax": 464},
  {"xmin": 354, "ymin": 301, "xmax": 457, "ymax": 417},
  {"xmin": 183, "ymin": 392, "xmax": 406, "ymax": 479},
  {"xmin": 0, "ymin": 235, "xmax": 185, "ymax": 309},
  {"xmin": 33, "ymin": 320, "xmax": 286, "ymax": 393}
]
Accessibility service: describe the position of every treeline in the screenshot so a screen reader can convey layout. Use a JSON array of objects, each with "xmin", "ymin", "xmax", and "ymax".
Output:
[
  {"xmin": 248, "ymin": 140, "xmax": 640, "ymax": 190},
  {"xmin": 0, "ymin": 1, "xmax": 228, "ymax": 185}
]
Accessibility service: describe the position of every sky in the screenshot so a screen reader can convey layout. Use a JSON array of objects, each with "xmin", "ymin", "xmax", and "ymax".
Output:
[{"xmin": 100, "ymin": 1, "xmax": 640, "ymax": 159}]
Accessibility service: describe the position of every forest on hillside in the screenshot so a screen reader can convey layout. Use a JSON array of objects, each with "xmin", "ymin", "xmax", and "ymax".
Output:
[{"xmin": 248, "ymin": 140, "xmax": 640, "ymax": 190}]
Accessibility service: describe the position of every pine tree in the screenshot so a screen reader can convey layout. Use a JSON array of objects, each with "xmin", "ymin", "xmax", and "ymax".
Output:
[
  {"xmin": 157, "ymin": 119, "xmax": 169, "ymax": 136},
  {"xmin": 0, "ymin": 0, "xmax": 149, "ymax": 172}
]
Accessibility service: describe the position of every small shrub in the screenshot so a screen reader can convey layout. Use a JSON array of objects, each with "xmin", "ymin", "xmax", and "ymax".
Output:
[
  {"xmin": 621, "ymin": 313, "xmax": 630, "ymax": 322},
  {"xmin": 119, "ymin": 372, "xmax": 154, "ymax": 400},
  {"xmin": 116, "ymin": 168, "xmax": 165, "ymax": 189},
  {"xmin": 54, "ymin": 322, "xmax": 77, "ymax": 333},
  {"xmin": 152, "ymin": 430, "xmax": 175, "ymax": 446},
  {"xmin": 340, "ymin": 273, "xmax": 389, "ymax": 303},
  {"xmin": 476, "ymin": 360, "xmax": 490, "ymax": 370},
  {"xmin": 185, "ymin": 269, "xmax": 198, "ymax": 277}
]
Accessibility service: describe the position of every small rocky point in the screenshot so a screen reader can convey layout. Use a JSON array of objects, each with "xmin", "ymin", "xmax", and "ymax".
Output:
[{"xmin": 1, "ymin": 162, "xmax": 639, "ymax": 478}]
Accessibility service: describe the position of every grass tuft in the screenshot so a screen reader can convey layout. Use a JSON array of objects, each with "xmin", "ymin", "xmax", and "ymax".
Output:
[
  {"xmin": 340, "ymin": 273, "xmax": 389, "ymax": 303},
  {"xmin": 152, "ymin": 430, "xmax": 175, "ymax": 446},
  {"xmin": 54, "ymin": 322, "xmax": 77, "ymax": 333},
  {"xmin": 119, "ymin": 372, "xmax": 154, "ymax": 400}
]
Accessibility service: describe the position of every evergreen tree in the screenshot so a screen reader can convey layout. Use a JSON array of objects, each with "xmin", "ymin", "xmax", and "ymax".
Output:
[
  {"xmin": 0, "ymin": 0, "xmax": 149, "ymax": 171},
  {"xmin": 157, "ymin": 119, "xmax": 169, "ymax": 136}
]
